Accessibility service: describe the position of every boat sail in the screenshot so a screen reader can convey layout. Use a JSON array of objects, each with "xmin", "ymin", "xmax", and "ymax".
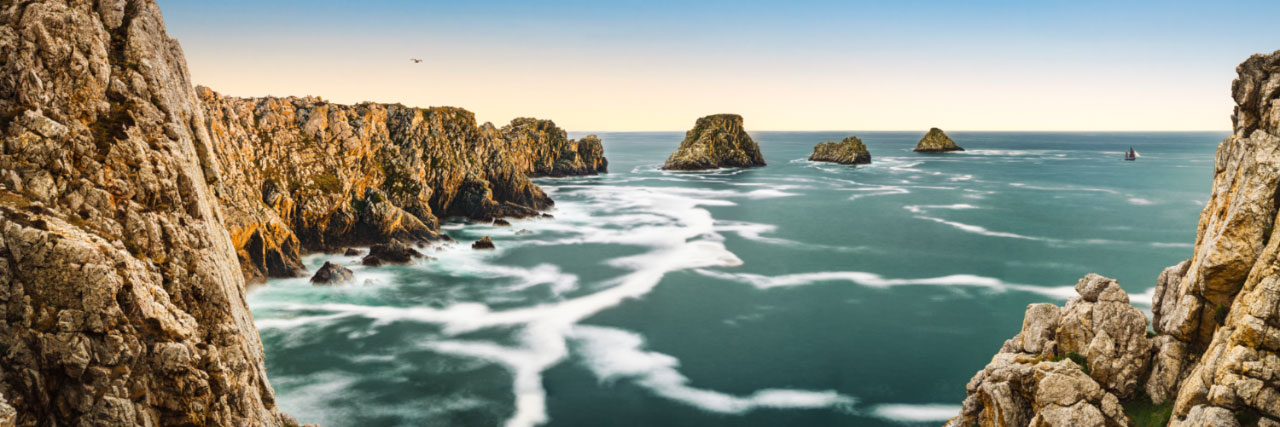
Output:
[{"xmin": 1124, "ymin": 147, "xmax": 1137, "ymax": 161}]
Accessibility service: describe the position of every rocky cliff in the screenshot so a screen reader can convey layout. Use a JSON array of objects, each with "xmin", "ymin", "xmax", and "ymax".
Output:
[
  {"xmin": 661, "ymin": 114, "xmax": 766, "ymax": 170},
  {"xmin": 199, "ymin": 92, "xmax": 607, "ymax": 282},
  {"xmin": 915, "ymin": 127, "xmax": 964, "ymax": 152},
  {"xmin": 947, "ymin": 51, "xmax": 1280, "ymax": 427},
  {"xmin": 0, "ymin": 1, "xmax": 291, "ymax": 425},
  {"xmin": 809, "ymin": 136, "xmax": 871, "ymax": 165}
]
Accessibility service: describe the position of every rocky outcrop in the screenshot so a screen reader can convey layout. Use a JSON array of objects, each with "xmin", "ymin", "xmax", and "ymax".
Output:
[
  {"xmin": 661, "ymin": 114, "xmax": 766, "ymax": 170},
  {"xmin": 309, "ymin": 261, "xmax": 354, "ymax": 285},
  {"xmin": 914, "ymin": 127, "xmax": 964, "ymax": 152},
  {"xmin": 809, "ymin": 136, "xmax": 871, "ymax": 165},
  {"xmin": 360, "ymin": 241, "xmax": 424, "ymax": 266},
  {"xmin": 947, "ymin": 275, "xmax": 1150, "ymax": 426},
  {"xmin": 500, "ymin": 118, "xmax": 608, "ymax": 176},
  {"xmin": 0, "ymin": 0, "xmax": 290, "ymax": 425},
  {"xmin": 948, "ymin": 50, "xmax": 1280, "ymax": 427},
  {"xmin": 200, "ymin": 91, "xmax": 607, "ymax": 283},
  {"xmin": 472, "ymin": 236, "xmax": 495, "ymax": 250}
]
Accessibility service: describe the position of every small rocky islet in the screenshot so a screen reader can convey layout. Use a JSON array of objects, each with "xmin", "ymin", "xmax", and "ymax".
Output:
[
  {"xmin": 809, "ymin": 136, "xmax": 872, "ymax": 165},
  {"xmin": 661, "ymin": 114, "xmax": 767, "ymax": 170},
  {"xmin": 914, "ymin": 127, "xmax": 965, "ymax": 152}
]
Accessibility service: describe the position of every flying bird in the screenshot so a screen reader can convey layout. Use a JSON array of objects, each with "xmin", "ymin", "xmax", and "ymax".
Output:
[{"xmin": 410, "ymin": 58, "xmax": 423, "ymax": 64}]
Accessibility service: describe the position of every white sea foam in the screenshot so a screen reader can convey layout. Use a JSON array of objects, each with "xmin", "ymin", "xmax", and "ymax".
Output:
[
  {"xmin": 569, "ymin": 326, "xmax": 857, "ymax": 414},
  {"xmin": 1129, "ymin": 197, "xmax": 1155, "ymax": 205},
  {"xmin": 915, "ymin": 215, "xmax": 1044, "ymax": 241},
  {"xmin": 903, "ymin": 204, "xmax": 979, "ymax": 214},
  {"xmin": 869, "ymin": 403, "xmax": 961, "ymax": 422},
  {"xmin": 258, "ymin": 183, "xmax": 752, "ymax": 427},
  {"xmin": 1008, "ymin": 182, "xmax": 1120, "ymax": 194},
  {"xmin": 695, "ymin": 269, "xmax": 1077, "ymax": 300}
]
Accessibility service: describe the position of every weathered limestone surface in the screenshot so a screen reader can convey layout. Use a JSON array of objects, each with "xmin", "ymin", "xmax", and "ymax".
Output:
[
  {"xmin": 948, "ymin": 50, "xmax": 1280, "ymax": 427},
  {"xmin": 809, "ymin": 136, "xmax": 871, "ymax": 165},
  {"xmin": 201, "ymin": 92, "xmax": 607, "ymax": 283},
  {"xmin": 662, "ymin": 114, "xmax": 765, "ymax": 170},
  {"xmin": 947, "ymin": 275, "xmax": 1149, "ymax": 426},
  {"xmin": 0, "ymin": 0, "xmax": 291, "ymax": 425},
  {"xmin": 914, "ymin": 127, "xmax": 964, "ymax": 152}
]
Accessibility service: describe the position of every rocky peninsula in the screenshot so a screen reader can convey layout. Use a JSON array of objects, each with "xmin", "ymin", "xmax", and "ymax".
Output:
[
  {"xmin": 915, "ymin": 127, "xmax": 964, "ymax": 152},
  {"xmin": 201, "ymin": 91, "xmax": 607, "ymax": 283},
  {"xmin": 662, "ymin": 114, "xmax": 766, "ymax": 170},
  {"xmin": 0, "ymin": 0, "xmax": 607, "ymax": 425},
  {"xmin": 946, "ymin": 50, "xmax": 1280, "ymax": 427},
  {"xmin": 809, "ymin": 136, "xmax": 872, "ymax": 165}
]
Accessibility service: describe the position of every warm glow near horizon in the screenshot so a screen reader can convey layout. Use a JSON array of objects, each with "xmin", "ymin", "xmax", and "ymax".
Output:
[{"xmin": 160, "ymin": 0, "xmax": 1280, "ymax": 132}]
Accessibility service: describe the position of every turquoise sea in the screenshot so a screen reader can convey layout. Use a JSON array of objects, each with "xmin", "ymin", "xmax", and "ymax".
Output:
[{"xmin": 248, "ymin": 131, "xmax": 1224, "ymax": 426}]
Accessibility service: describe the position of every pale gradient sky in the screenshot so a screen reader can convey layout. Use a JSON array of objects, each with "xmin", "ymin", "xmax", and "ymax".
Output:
[{"xmin": 159, "ymin": 0, "xmax": 1280, "ymax": 131}]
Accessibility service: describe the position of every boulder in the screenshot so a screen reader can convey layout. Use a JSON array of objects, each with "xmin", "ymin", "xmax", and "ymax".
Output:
[
  {"xmin": 809, "ymin": 136, "xmax": 872, "ymax": 165},
  {"xmin": 913, "ymin": 128, "xmax": 964, "ymax": 152},
  {"xmin": 309, "ymin": 262, "xmax": 355, "ymax": 285},
  {"xmin": 947, "ymin": 274, "xmax": 1152, "ymax": 426},
  {"xmin": 493, "ymin": 218, "xmax": 512, "ymax": 226},
  {"xmin": 472, "ymin": 236, "xmax": 496, "ymax": 250},
  {"xmin": 662, "ymin": 114, "xmax": 766, "ymax": 170},
  {"xmin": 343, "ymin": 248, "xmax": 363, "ymax": 256},
  {"xmin": 361, "ymin": 241, "xmax": 424, "ymax": 266}
]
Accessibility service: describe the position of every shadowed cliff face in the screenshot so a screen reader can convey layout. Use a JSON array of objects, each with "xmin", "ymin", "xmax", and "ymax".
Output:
[
  {"xmin": 662, "ymin": 114, "xmax": 766, "ymax": 170},
  {"xmin": 0, "ymin": 0, "xmax": 290, "ymax": 425},
  {"xmin": 947, "ymin": 50, "xmax": 1280, "ymax": 427},
  {"xmin": 199, "ymin": 91, "xmax": 607, "ymax": 282}
]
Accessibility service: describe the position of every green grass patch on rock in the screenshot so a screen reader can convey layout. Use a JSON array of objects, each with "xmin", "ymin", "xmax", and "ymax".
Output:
[{"xmin": 1122, "ymin": 391, "xmax": 1173, "ymax": 427}]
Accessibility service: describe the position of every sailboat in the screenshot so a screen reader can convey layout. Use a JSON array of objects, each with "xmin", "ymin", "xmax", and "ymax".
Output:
[{"xmin": 1124, "ymin": 147, "xmax": 1137, "ymax": 161}]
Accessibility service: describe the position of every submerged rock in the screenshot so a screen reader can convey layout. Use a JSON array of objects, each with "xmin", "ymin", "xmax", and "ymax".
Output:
[
  {"xmin": 493, "ymin": 218, "xmax": 512, "ymax": 226},
  {"xmin": 913, "ymin": 128, "xmax": 964, "ymax": 152},
  {"xmin": 473, "ymin": 236, "xmax": 496, "ymax": 250},
  {"xmin": 662, "ymin": 114, "xmax": 766, "ymax": 170},
  {"xmin": 361, "ymin": 241, "xmax": 425, "ymax": 266},
  {"xmin": 310, "ymin": 261, "xmax": 355, "ymax": 285},
  {"xmin": 809, "ymin": 136, "xmax": 872, "ymax": 165}
]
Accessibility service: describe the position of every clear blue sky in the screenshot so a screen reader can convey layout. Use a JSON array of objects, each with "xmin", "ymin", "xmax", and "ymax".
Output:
[{"xmin": 159, "ymin": 0, "xmax": 1280, "ymax": 131}]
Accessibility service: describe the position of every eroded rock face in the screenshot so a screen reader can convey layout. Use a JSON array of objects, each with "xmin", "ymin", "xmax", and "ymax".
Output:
[
  {"xmin": 201, "ymin": 90, "xmax": 606, "ymax": 283},
  {"xmin": 661, "ymin": 114, "xmax": 766, "ymax": 170},
  {"xmin": 948, "ymin": 275, "xmax": 1150, "ymax": 426},
  {"xmin": 809, "ymin": 136, "xmax": 871, "ymax": 165},
  {"xmin": 914, "ymin": 128, "xmax": 964, "ymax": 152},
  {"xmin": 0, "ymin": 1, "xmax": 288, "ymax": 425},
  {"xmin": 499, "ymin": 118, "xmax": 608, "ymax": 176}
]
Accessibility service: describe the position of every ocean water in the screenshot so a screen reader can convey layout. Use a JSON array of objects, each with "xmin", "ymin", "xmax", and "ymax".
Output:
[{"xmin": 249, "ymin": 131, "xmax": 1225, "ymax": 427}]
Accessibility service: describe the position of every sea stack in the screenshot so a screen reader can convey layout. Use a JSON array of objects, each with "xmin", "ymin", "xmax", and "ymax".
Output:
[
  {"xmin": 809, "ymin": 136, "xmax": 871, "ymax": 165},
  {"xmin": 913, "ymin": 127, "xmax": 964, "ymax": 152},
  {"xmin": 661, "ymin": 114, "xmax": 766, "ymax": 170}
]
